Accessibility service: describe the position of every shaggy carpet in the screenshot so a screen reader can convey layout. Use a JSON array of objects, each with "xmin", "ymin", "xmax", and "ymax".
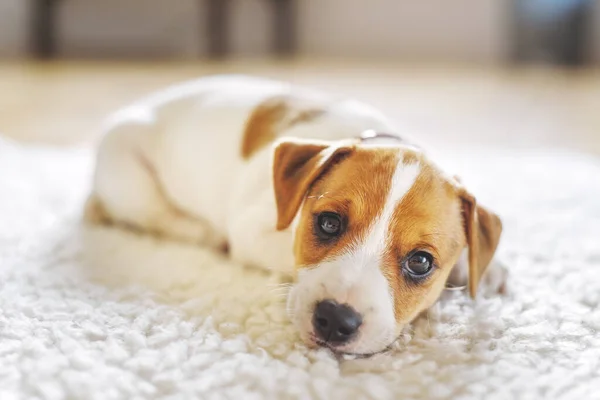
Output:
[{"xmin": 1, "ymin": 136, "xmax": 599, "ymax": 400}]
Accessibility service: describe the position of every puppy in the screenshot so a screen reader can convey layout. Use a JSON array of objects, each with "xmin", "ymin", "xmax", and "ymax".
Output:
[{"xmin": 85, "ymin": 75, "xmax": 505, "ymax": 356}]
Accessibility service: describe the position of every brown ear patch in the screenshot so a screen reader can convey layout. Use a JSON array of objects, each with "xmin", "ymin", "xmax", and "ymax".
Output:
[
  {"xmin": 459, "ymin": 190, "xmax": 503, "ymax": 298},
  {"xmin": 241, "ymin": 95, "xmax": 327, "ymax": 159},
  {"xmin": 272, "ymin": 139, "xmax": 354, "ymax": 230}
]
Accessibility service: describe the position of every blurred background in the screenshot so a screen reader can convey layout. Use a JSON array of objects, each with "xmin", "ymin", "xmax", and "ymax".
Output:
[{"xmin": 0, "ymin": 0, "xmax": 598, "ymax": 153}]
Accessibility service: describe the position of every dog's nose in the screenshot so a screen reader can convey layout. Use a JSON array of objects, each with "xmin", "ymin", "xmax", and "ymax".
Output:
[{"xmin": 313, "ymin": 300, "xmax": 362, "ymax": 344}]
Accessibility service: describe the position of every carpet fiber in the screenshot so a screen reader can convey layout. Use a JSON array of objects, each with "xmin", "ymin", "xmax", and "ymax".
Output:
[{"xmin": 1, "ymin": 137, "xmax": 599, "ymax": 400}]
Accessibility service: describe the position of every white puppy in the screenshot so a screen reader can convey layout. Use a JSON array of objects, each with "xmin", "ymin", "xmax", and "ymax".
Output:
[{"xmin": 86, "ymin": 75, "xmax": 505, "ymax": 356}]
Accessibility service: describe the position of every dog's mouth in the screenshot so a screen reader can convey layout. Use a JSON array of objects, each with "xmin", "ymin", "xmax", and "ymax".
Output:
[{"xmin": 311, "ymin": 334, "xmax": 398, "ymax": 359}]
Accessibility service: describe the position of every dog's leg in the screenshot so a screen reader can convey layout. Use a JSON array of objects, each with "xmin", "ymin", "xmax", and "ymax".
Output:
[
  {"xmin": 87, "ymin": 118, "xmax": 225, "ymax": 249},
  {"xmin": 227, "ymin": 191, "xmax": 295, "ymax": 276}
]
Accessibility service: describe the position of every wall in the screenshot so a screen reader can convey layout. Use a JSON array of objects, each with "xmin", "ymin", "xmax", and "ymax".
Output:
[
  {"xmin": 298, "ymin": 0, "xmax": 509, "ymax": 63},
  {"xmin": 0, "ymin": 0, "xmax": 596, "ymax": 64},
  {"xmin": 57, "ymin": 0, "xmax": 202, "ymax": 58},
  {"xmin": 0, "ymin": 0, "xmax": 30, "ymax": 56}
]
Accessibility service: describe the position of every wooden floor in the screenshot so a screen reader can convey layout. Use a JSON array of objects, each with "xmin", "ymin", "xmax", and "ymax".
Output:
[{"xmin": 0, "ymin": 59, "xmax": 599, "ymax": 155}]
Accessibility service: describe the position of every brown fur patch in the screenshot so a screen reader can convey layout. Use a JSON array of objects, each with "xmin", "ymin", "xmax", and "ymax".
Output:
[
  {"xmin": 382, "ymin": 162, "xmax": 466, "ymax": 322},
  {"xmin": 293, "ymin": 147, "xmax": 400, "ymax": 267},
  {"xmin": 292, "ymin": 145, "xmax": 469, "ymax": 325},
  {"xmin": 241, "ymin": 95, "xmax": 326, "ymax": 159},
  {"xmin": 276, "ymin": 137, "xmax": 502, "ymax": 334}
]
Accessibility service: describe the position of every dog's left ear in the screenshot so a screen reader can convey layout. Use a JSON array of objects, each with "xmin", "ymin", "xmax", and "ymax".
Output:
[
  {"xmin": 458, "ymin": 188, "xmax": 503, "ymax": 298},
  {"xmin": 271, "ymin": 138, "xmax": 354, "ymax": 231}
]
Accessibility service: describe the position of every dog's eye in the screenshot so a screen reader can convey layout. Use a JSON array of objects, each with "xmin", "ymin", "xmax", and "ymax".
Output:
[
  {"xmin": 403, "ymin": 251, "xmax": 434, "ymax": 277},
  {"xmin": 315, "ymin": 212, "xmax": 343, "ymax": 239}
]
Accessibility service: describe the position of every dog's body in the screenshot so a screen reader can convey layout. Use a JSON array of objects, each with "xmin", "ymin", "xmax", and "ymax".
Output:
[
  {"xmin": 87, "ymin": 75, "xmax": 395, "ymax": 270},
  {"xmin": 87, "ymin": 75, "xmax": 505, "ymax": 355}
]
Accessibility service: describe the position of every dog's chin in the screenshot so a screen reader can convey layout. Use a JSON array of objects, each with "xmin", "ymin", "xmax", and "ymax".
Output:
[{"xmin": 307, "ymin": 334, "xmax": 397, "ymax": 358}]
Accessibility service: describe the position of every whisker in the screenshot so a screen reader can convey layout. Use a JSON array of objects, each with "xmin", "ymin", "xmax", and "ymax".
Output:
[
  {"xmin": 270, "ymin": 292, "xmax": 290, "ymax": 297},
  {"xmin": 426, "ymin": 312, "xmax": 432, "ymax": 336},
  {"xmin": 307, "ymin": 191, "xmax": 330, "ymax": 200},
  {"xmin": 268, "ymin": 287, "xmax": 291, "ymax": 292},
  {"xmin": 266, "ymin": 283, "xmax": 294, "ymax": 289}
]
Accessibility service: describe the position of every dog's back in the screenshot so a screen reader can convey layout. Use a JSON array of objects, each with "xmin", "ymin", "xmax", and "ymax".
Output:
[{"xmin": 86, "ymin": 75, "xmax": 397, "ymax": 249}]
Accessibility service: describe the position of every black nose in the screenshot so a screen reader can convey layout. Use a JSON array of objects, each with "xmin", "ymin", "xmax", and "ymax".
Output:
[{"xmin": 313, "ymin": 300, "xmax": 362, "ymax": 344}]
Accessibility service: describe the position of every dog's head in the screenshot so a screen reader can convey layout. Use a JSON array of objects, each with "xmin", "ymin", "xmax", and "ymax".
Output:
[{"xmin": 272, "ymin": 136, "xmax": 502, "ymax": 355}]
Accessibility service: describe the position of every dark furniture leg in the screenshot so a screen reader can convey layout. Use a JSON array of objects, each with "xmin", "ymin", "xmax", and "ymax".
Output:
[
  {"xmin": 510, "ymin": 0, "xmax": 592, "ymax": 66},
  {"xmin": 30, "ymin": 0, "xmax": 59, "ymax": 58},
  {"xmin": 558, "ymin": 1, "xmax": 592, "ymax": 66},
  {"xmin": 271, "ymin": 0, "xmax": 296, "ymax": 55},
  {"xmin": 205, "ymin": 0, "xmax": 230, "ymax": 58}
]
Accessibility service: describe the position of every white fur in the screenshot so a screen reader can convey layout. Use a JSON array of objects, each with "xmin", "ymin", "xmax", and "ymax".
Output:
[{"xmin": 288, "ymin": 159, "xmax": 421, "ymax": 354}]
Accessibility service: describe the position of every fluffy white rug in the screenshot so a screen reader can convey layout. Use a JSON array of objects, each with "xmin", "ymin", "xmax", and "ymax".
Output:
[{"xmin": 1, "ymin": 136, "xmax": 599, "ymax": 400}]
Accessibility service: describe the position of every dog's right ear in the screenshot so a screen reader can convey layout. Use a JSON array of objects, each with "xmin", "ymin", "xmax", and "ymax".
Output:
[
  {"xmin": 457, "ymin": 188, "xmax": 503, "ymax": 298},
  {"xmin": 271, "ymin": 138, "xmax": 355, "ymax": 230}
]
